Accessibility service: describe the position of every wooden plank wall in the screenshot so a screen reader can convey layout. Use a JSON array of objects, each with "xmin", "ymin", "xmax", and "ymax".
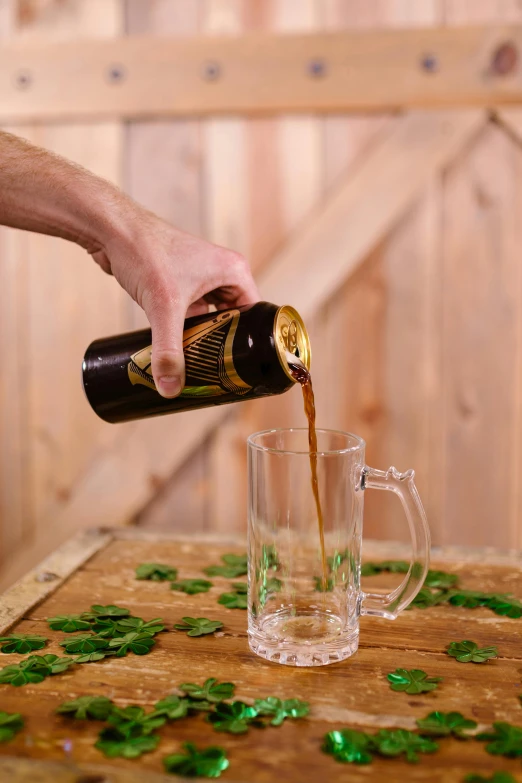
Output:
[
  {"xmin": 1, "ymin": 0, "xmax": 522, "ymax": 590},
  {"xmin": 137, "ymin": 0, "xmax": 522, "ymax": 551}
]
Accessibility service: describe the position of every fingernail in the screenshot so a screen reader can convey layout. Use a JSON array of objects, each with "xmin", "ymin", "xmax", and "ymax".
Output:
[{"xmin": 158, "ymin": 376, "xmax": 182, "ymax": 398}]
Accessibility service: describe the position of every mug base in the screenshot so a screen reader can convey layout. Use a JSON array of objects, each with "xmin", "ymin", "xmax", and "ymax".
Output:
[{"xmin": 248, "ymin": 626, "xmax": 359, "ymax": 667}]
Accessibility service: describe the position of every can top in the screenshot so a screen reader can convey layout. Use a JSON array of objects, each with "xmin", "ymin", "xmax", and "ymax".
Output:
[{"xmin": 274, "ymin": 305, "xmax": 311, "ymax": 382}]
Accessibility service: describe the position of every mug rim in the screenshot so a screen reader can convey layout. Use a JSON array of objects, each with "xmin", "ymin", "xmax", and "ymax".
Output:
[{"xmin": 247, "ymin": 427, "xmax": 365, "ymax": 456}]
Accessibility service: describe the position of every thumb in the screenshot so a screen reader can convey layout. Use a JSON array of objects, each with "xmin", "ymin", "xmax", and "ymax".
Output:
[{"xmin": 145, "ymin": 297, "xmax": 186, "ymax": 399}]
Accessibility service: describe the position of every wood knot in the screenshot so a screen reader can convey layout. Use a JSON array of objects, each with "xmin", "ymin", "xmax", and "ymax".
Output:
[{"xmin": 491, "ymin": 41, "xmax": 519, "ymax": 76}]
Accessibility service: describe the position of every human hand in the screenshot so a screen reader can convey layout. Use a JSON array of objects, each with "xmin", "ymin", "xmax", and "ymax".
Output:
[{"xmin": 91, "ymin": 207, "xmax": 259, "ymax": 398}]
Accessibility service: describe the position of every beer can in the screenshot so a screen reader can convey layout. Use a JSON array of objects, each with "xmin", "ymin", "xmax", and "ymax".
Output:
[{"xmin": 82, "ymin": 301, "xmax": 310, "ymax": 423}]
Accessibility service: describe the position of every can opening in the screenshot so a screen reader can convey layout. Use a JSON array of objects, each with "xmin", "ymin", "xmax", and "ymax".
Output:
[{"xmin": 274, "ymin": 305, "xmax": 311, "ymax": 382}]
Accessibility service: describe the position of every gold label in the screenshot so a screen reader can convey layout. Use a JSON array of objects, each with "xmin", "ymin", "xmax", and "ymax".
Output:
[{"xmin": 127, "ymin": 309, "xmax": 252, "ymax": 397}]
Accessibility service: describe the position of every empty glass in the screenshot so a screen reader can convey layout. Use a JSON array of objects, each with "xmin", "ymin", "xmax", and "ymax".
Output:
[{"xmin": 247, "ymin": 428, "xmax": 430, "ymax": 667}]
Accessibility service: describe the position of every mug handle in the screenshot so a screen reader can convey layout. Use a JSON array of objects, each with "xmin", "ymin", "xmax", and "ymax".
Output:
[{"xmin": 360, "ymin": 466, "xmax": 430, "ymax": 620}]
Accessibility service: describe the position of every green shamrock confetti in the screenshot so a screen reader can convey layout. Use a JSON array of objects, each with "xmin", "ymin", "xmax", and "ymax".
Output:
[
  {"xmin": 313, "ymin": 576, "xmax": 334, "ymax": 592},
  {"xmin": 261, "ymin": 544, "xmax": 279, "ymax": 570},
  {"xmin": 163, "ymin": 742, "xmax": 229, "ymax": 778},
  {"xmin": 259, "ymin": 577, "xmax": 282, "ymax": 607},
  {"xmin": 108, "ymin": 632, "xmax": 156, "ymax": 656},
  {"xmin": 476, "ymin": 722, "xmax": 522, "ymax": 758},
  {"xmin": 57, "ymin": 695, "xmax": 114, "ymax": 720},
  {"xmin": 89, "ymin": 604, "xmax": 131, "ymax": 619},
  {"xmin": 327, "ymin": 550, "xmax": 349, "ymax": 572},
  {"xmin": 207, "ymin": 701, "xmax": 260, "ymax": 734},
  {"xmin": 170, "ymin": 579, "xmax": 213, "ymax": 595},
  {"xmin": 424, "ymin": 570, "xmax": 459, "ymax": 589},
  {"xmin": 108, "ymin": 705, "xmax": 166, "ymax": 735},
  {"xmin": 153, "ymin": 695, "xmax": 190, "ymax": 720},
  {"xmin": 322, "ymin": 729, "xmax": 374, "ymax": 765},
  {"xmin": 47, "ymin": 614, "xmax": 92, "ymax": 633},
  {"xmin": 75, "ymin": 651, "xmax": 111, "ymax": 663},
  {"xmin": 253, "ymin": 697, "xmax": 309, "ymax": 726},
  {"xmin": 448, "ymin": 590, "xmax": 495, "ymax": 609},
  {"xmin": 372, "ymin": 728, "xmax": 438, "ymax": 763},
  {"xmin": 59, "ymin": 633, "xmax": 110, "ymax": 655},
  {"xmin": 0, "ymin": 634, "xmax": 47, "ymax": 654},
  {"xmin": 409, "ymin": 587, "xmax": 449, "ymax": 609},
  {"xmin": 180, "ymin": 678, "xmax": 235, "ymax": 703},
  {"xmin": 0, "ymin": 654, "xmax": 74, "ymax": 686},
  {"xmin": 110, "ymin": 617, "xmax": 164, "ymax": 635},
  {"xmin": 135, "ymin": 563, "xmax": 178, "ymax": 581},
  {"xmin": 487, "ymin": 595, "xmax": 522, "ymax": 619},
  {"xmin": 361, "ymin": 560, "xmax": 410, "ymax": 576},
  {"xmin": 464, "ymin": 773, "xmax": 518, "ymax": 783},
  {"xmin": 174, "ymin": 617, "xmax": 224, "ymax": 637},
  {"xmin": 204, "ymin": 554, "xmax": 248, "ymax": 578},
  {"xmin": 387, "ymin": 668, "xmax": 442, "ymax": 694},
  {"xmin": 0, "ymin": 711, "xmax": 24, "ymax": 743},
  {"xmin": 447, "ymin": 640, "xmax": 498, "ymax": 664},
  {"xmin": 95, "ymin": 726, "xmax": 160, "ymax": 759},
  {"xmin": 218, "ymin": 589, "xmax": 248, "ymax": 609},
  {"xmin": 416, "ymin": 711, "xmax": 477, "ymax": 738}
]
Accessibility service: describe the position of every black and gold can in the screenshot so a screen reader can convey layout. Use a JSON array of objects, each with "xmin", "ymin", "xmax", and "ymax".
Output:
[{"xmin": 82, "ymin": 301, "xmax": 310, "ymax": 424}]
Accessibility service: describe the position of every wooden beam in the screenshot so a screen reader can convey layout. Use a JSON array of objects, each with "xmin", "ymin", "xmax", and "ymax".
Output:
[
  {"xmin": 0, "ymin": 109, "xmax": 485, "ymax": 591},
  {"xmin": 0, "ymin": 27, "xmax": 522, "ymax": 121}
]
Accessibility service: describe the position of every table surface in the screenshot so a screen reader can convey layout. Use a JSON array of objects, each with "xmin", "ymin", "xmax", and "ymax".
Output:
[{"xmin": 0, "ymin": 528, "xmax": 521, "ymax": 783}]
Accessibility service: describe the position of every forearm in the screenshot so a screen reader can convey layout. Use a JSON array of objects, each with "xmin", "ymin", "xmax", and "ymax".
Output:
[{"xmin": 0, "ymin": 130, "xmax": 132, "ymax": 252}]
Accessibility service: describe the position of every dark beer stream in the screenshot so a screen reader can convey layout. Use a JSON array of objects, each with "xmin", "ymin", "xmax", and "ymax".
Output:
[{"xmin": 289, "ymin": 362, "xmax": 328, "ymax": 588}]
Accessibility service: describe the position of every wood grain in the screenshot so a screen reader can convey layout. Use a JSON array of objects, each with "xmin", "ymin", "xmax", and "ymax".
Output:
[
  {"xmin": 1, "ymin": 533, "xmax": 522, "ymax": 782},
  {"xmin": 2, "ymin": 25, "xmax": 522, "ymax": 121}
]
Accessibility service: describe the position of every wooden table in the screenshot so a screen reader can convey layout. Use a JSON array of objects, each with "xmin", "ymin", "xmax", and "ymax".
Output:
[{"xmin": 0, "ymin": 529, "xmax": 522, "ymax": 783}]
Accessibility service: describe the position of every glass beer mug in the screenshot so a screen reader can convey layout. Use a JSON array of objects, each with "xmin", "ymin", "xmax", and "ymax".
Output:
[{"xmin": 247, "ymin": 429, "xmax": 430, "ymax": 667}]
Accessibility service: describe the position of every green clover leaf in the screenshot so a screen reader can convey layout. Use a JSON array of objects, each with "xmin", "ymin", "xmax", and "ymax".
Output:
[
  {"xmin": 464, "ymin": 773, "xmax": 518, "ymax": 783},
  {"xmin": 0, "ymin": 634, "xmax": 47, "ymax": 654},
  {"xmin": 75, "ymin": 651, "xmax": 111, "ymax": 663},
  {"xmin": 387, "ymin": 668, "xmax": 442, "ymax": 694},
  {"xmin": 408, "ymin": 587, "xmax": 449, "ymax": 609},
  {"xmin": 57, "ymin": 695, "xmax": 114, "ymax": 720},
  {"xmin": 416, "ymin": 711, "xmax": 477, "ymax": 738},
  {"xmin": 327, "ymin": 550, "xmax": 349, "ymax": 572},
  {"xmin": 108, "ymin": 705, "xmax": 166, "ymax": 735},
  {"xmin": 423, "ymin": 570, "xmax": 459, "ymax": 589},
  {"xmin": 204, "ymin": 554, "xmax": 247, "ymax": 578},
  {"xmin": 59, "ymin": 633, "xmax": 110, "ymax": 655},
  {"xmin": 254, "ymin": 697, "xmax": 309, "ymax": 726},
  {"xmin": 447, "ymin": 640, "xmax": 498, "ymax": 664},
  {"xmin": 313, "ymin": 576, "xmax": 335, "ymax": 592},
  {"xmin": 486, "ymin": 595, "xmax": 522, "ymax": 619},
  {"xmin": 322, "ymin": 729, "xmax": 374, "ymax": 764},
  {"xmin": 261, "ymin": 545, "xmax": 279, "ymax": 570},
  {"xmin": 95, "ymin": 726, "xmax": 160, "ymax": 759},
  {"xmin": 111, "ymin": 617, "xmax": 165, "ymax": 635},
  {"xmin": 170, "ymin": 579, "xmax": 213, "ymax": 595},
  {"xmin": 135, "ymin": 563, "xmax": 177, "ymax": 581},
  {"xmin": 47, "ymin": 614, "xmax": 92, "ymax": 633},
  {"xmin": 218, "ymin": 592, "xmax": 247, "ymax": 609},
  {"xmin": 174, "ymin": 617, "xmax": 223, "ymax": 637},
  {"xmin": 41, "ymin": 654, "xmax": 75, "ymax": 674},
  {"xmin": 207, "ymin": 701, "xmax": 260, "ymax": 734},
  {"xmin": 448, "ymin": 590, "xmax": 494, "ymax": 609},
  {"xmin": 476, "ymin": 722, "xmax": 522, "ymax": 758},
  {"xmin": 89, "ymin": 604, "xmax": 131, "ymax": 619},
  {"xmin": 372, "ymin": 728, "xmax": 438, "ymax": 763},
  {"xmin": 180, "ymin": 678, "xmax": 235, "ymax": 704},
  {"xmin": 108, "ymin": 632, "xmax": 155, "ymax": 656},
  {"xmin": 152, "ymin": 695, "xmax": 190, "ymax": 720},
  {"xmin": 163, "ymin": 742, "xmax": 229, "ymax": 778},
  {"xmin": 0, "ymin": 654, "xmax": 74, "ymax": 686},
  {"xmin": 0, "ymin": 711, "xmax": 24, "ymax": 743}
]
